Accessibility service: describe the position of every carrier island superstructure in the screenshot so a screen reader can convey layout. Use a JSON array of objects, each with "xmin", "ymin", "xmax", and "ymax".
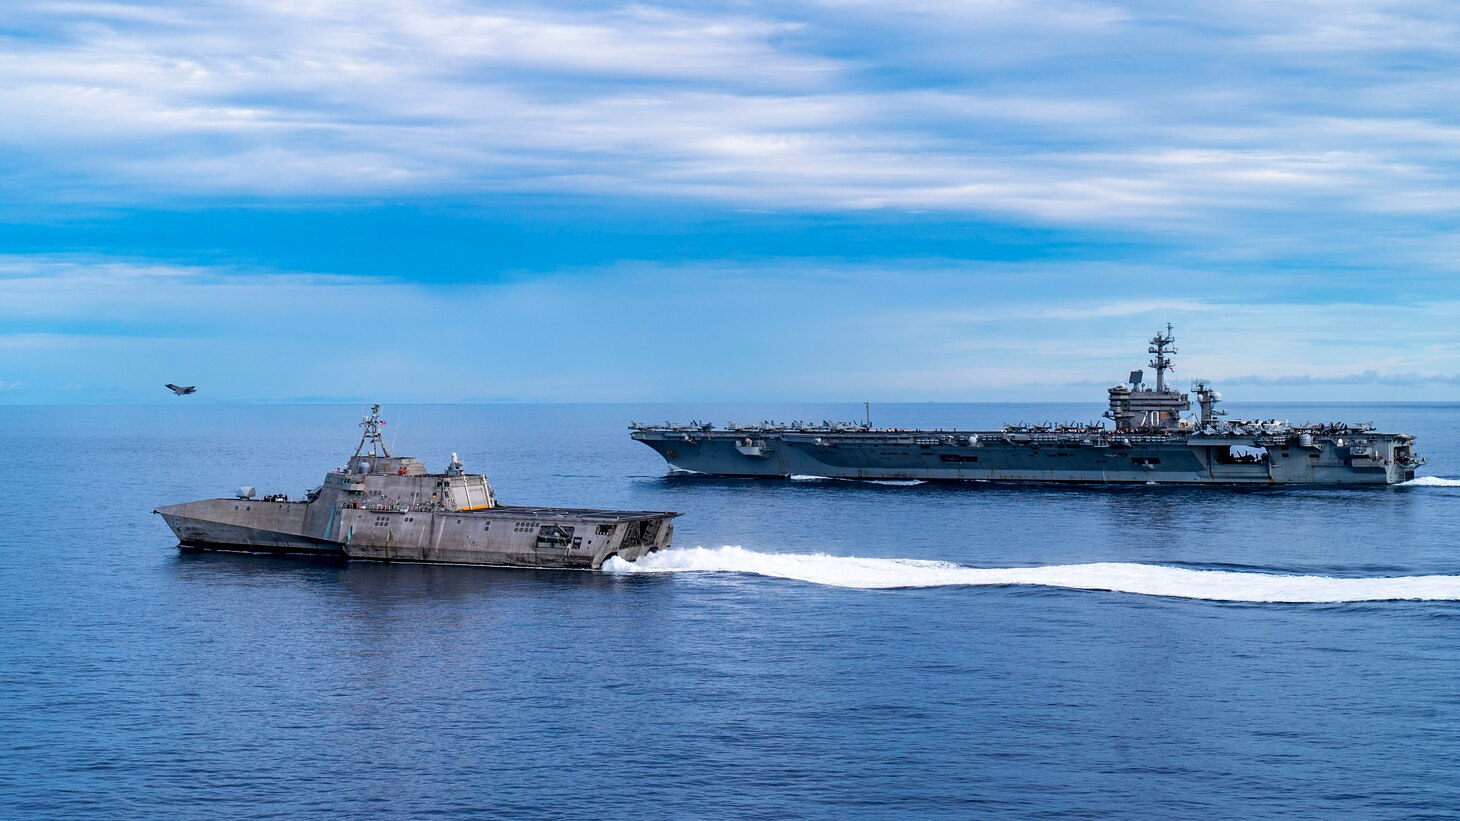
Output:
[
  {"xmin": 631, "ymin": 327, "xmax": 1424, "ymax": 485},
  {"xmin": 157, "ymin": 405, "xmax": 678, "ymax": 568}
]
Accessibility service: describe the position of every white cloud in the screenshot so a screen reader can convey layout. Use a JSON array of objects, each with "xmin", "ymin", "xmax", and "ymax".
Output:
[
  {"xmin": 4, "ymin": 254, "xmax": 1460, "ymax": 403},
  {"xmin": 3, "ymin": 0, "xmax": 1460, "ymax": 239},
  {"xmin": 1223, "ymin": 370, "xmax": 1460, "ymax": 386}
]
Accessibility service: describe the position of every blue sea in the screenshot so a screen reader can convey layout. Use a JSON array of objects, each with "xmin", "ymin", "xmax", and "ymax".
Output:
[{"xmin": 4, "ymin": 402, "xmax": 1460, "ymax": 819}]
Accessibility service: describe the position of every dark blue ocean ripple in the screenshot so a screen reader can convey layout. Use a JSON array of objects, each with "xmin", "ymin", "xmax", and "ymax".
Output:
[{"xmin": 3, "ymin": 402, "xmax": 1460, "ymax": 819}]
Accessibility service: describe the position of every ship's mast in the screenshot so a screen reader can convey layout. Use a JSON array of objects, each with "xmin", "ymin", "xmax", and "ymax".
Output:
[
  {"xmin": 352, "ymin": 403, "xmax": 391, "ymax": 460},
  {"xmin": 1148, "ymin": 324, "xmax": 1177, "ymax": 393}
]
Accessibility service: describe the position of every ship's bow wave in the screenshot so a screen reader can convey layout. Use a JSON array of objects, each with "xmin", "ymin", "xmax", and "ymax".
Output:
[
  {"xmin": 605, "ymin": 546, "xmax": 1460, "ymax": 603},
  {"xmin": 790, "ymin": 475, "xmax": 926, "ymax": 486}
]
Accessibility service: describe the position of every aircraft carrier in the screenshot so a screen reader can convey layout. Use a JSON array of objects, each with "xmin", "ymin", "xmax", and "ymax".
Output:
[
  {"xmin": 630, "ymin": 326, "xmax": 1424, "ymax": 485},
  {"xmin": 158, "ymin": 405, "xmax": 678, "ymax": 568}
]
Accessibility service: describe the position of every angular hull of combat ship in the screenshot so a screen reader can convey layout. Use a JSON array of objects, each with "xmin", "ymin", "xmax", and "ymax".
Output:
[
  {"xmin": 630, "ymin": 429, "xmax": 1417, "ymax": 485},
  {"xmin": 157, "ymin": 500, "xmax": 675, "ymax": 568},
  {"xmin": 157, "ymin": 404, "xmax": 677, "ymax": 569}
]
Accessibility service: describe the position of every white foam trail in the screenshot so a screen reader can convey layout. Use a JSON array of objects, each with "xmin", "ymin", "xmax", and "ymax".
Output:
[
  {"xmin": 1402, "ymin": 476, "xmax": 1460, "ymax": 487},
  {"xmin": 789, "ymin": 475, "xmax": 926, "ymax": 486},
  {"xmin": 604, "ymin": 546, "xmax": 1460, "ymax": 603}
]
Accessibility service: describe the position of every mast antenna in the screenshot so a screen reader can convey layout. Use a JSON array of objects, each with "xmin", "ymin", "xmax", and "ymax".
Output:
[
  {"xmin": 352, "ymin": 403, "xmax": 392, "ymax": 460},
  {"xmin": 1148, "ymin": 323, "xmax": 1177, "ymax": 393}
]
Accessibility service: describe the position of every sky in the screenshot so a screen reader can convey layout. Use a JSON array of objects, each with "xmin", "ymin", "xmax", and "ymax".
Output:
[{"xmin": 3, "ymin": 0, "xmax": 1460, "ymax": 403}]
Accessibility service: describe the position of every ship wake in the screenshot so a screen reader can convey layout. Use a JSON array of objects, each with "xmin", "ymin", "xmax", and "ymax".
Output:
[
  {"xmin": 604, "ymin": 546, "xmax": 1460, "ymax": 603},
  {"xmin": 790, "ymin": 475, "xmax": 927, "ymax": 486},
  {"xmin": 1401, "ymin": 476, "xmax": 1460, "ymax": 487}
]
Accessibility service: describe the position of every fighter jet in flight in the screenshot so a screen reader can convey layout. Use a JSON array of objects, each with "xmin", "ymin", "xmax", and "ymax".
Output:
[{"xmin": 164, "ymin": 384, "xmax": 197, "ymax": 396}]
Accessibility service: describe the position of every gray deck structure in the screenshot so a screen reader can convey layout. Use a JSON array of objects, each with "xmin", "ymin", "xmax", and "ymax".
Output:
[
  {"xmin": 158, "ymin": 405, "xmax": 677, "ymax": 568},
  {"xmin": 631, "ymin": 326, "xmax": 1425, "ymax": 485}
]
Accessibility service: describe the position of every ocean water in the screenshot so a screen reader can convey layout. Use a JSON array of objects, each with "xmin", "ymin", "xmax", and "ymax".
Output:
[{"xmin": 3, "ymin": 401, "xmax": 1460, "ymax": 819}]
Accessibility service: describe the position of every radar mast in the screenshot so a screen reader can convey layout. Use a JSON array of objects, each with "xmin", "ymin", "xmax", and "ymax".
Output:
[
  {"xmin": 1148, "ymin": 324, "xmax": 1177, "ymax": 393},
  {"xmin": 352, "ymin": 403, "xmax": 391, "ymax": 460}
]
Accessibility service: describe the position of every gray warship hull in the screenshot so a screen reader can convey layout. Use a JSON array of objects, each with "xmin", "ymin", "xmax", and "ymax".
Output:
[
  {"xmin": 631, "ymin": 326, "xmax": 1423, "ymax": 486},
  {"xmin": 631, "ymin": 428, "xmax": 1416, "ymax": 485},
  {"xmin": 157, "ymin": 500, "xmax": 674, "ymax": 569},
  {"xmin": 157, "ymin": 405, "xmax": 677, "ymax": 570}
]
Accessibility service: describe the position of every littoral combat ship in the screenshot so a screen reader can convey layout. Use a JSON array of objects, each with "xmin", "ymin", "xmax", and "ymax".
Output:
[
  {"xmin": 631, "ymin": 326, "xmax": 1424, "ymax": 485},
  {"xmin": 157, "ymin": 405, "xmax": 678, "ymax": 568}
]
